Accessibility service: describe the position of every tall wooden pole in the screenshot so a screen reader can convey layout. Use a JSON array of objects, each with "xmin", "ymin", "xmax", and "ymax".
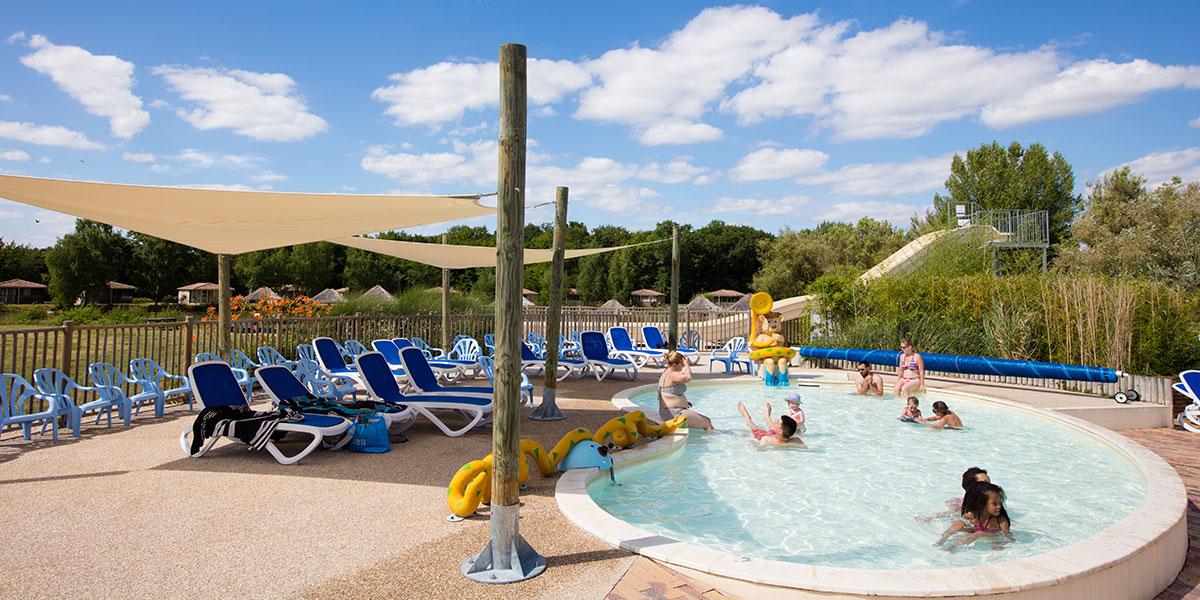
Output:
[
  {"xmin": 463, "ymin": 42, "xmax": 545, "ymax": 582},
  {"xmin": 668, "ymin": 226, "xmax": 679, "ymax": 351},
  {"xmin": 441, "ymin": 233, "xmax": 450, "ymax": 353},
  {"xmin": 218, "ymin": 253, "xmax": 232, "ymax": 360},
  {"xmin": 530, "ymin": 187, "xmax": 567, "ymax": 420}
]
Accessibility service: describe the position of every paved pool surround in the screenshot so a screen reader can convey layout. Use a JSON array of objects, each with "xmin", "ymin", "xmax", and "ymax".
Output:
[{"xmin": 555, "ymin": 379, "xmax": 1188, "ymax": 600}]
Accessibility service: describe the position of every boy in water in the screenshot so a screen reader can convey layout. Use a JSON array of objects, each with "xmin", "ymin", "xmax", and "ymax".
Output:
[{"xmin": 738, "ymin": 401, "xmax": 805, "ymax": 447}]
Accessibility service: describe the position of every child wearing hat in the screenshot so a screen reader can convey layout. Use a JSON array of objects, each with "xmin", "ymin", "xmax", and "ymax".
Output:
[{"xmin": 765, "ymin": 393, "xmax": 806, "ymax": 436}]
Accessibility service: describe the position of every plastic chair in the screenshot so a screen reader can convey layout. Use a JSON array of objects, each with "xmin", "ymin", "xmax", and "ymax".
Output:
[
  {"xmin": 580, "ymin": 331, "xmax": 638, "ymax": 381},
  {"xmin": 478, "ymin": 355, "xmax": 532, "ymax": 407},
  {"xmin": 257, "ymin": 364, "xmax": 413, "ymax": 433},
  {"xmin": 129, "ymin": 358, "xmax": 194, "ymax": 411},
  {"xmin": 409, "ymin": 337, "xmax": 447, "ymax": 359},
  {"xmin": 607, "ymin": 326, "xmax": 666, "ymax": 367},
  {"xmin": 392, "ymin": 339, "xmax": 463, "ymax": 383},
  {"xmin": 33, "ymin": 368, "xmax": 115, "ymax": 437},
  {"xmin": 195, "ymin": 353, "xmax": 255, "ymax": 400},
  {"xmin": 0, "ymin": 373, "xmax": 68, "ymax": 442},
  {"xmin": 257, "ymin": 346, "xmax": 298, "ymax": 370},
  {"xmin": 296, "ymin": 344, "xmax": 317, "ymax": 364},
  {"xmin": 359, "ymin": 351, "xmax": 492, "ymax": 437},
  {"xmin": 88, "ymin": 362, "xmax": 161, "ymax": 425},
  {"xmin": 710, "ymin": 337, "xmax": 754, "ymax": 374},
  {"xmin": 444, "ymin": 337, "xmax": 483, "ymax": 378},
  {"xmin": 483, "ymin": 334, "xmax": 495, "ymax": 357},
  {"xmin": 293, "ymin": 358, "xmax": 357, "ymax": 402},
  {"xmin": 525, "ymin": 332, "xmax": 547, "ymax": 359},
  {"xmin": 342, "ymin": 339, "xmax": 369, "ymax": 358}
]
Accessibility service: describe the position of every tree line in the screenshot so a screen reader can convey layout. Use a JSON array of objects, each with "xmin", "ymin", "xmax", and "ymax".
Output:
[{"xmin": 2, "ymin": 140, "xmax": 1196, "ymax": 308}]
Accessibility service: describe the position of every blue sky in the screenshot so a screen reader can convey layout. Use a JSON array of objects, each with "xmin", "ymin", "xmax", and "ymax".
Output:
[{"xmin": 1, "ymin": 1, "xmax": 1198, "ymax": 248}]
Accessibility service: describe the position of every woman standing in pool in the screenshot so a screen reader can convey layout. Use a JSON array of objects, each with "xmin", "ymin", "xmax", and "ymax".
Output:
[
  {"xmin": 894, "ymin": 337, "xmax": 926, "ymax": 396},
  {"xmin": 933, "ymin": 481, "xmax": 1014, "ymax": 551},
  {"xmin": 921, "ymin": 400, "xmax": 963, "ymax": 429},
  {"xmin": 658, "ymin": 350, "xmax": 713, "ymax": 431}
]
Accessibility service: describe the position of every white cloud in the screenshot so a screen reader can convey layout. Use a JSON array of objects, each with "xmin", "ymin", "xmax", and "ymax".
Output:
[
  {"xmin": 527, "ymin": 156, "xmax": 650, "ymax": 213},
  {"xmin": 638, "ymin": 120, "xmax": 723, "ymax": 145},
  {"xmin": 637, "ymin": 157, "xmax": 710, "ymax": 184},
  {"xmin": 0, "ymin": 94, "xmax": 11, "ymax": 102},
  {"xmin": 252, "ymin": 170, "xmax": 287, "ymax": 182},
  {"xmin": 19, "ymin": 34, "xmax": 149, "ymax": 138},
  {"xmin": 154, "ymin": 65, "xmax": 328, "ymax": 141},
  {"xmin": 122, "ymin": 151, "xmax": 155, "ymax": 162},
  {"xmin": 981, "ymin": 59, "xmax": 1200, "ymax": 128},
  {"xmin": 1192, "ymin": 116, "xmax": 1200, "ymax": 128},
  {"xmin": 372, "ymin": 58, "xmax": 591, "ymax": 127},
  {"xmin": 0, "ymin": 149, "xmax": 31, "ymax": 161},
  {"xmin": 1118, "ymin": 147, "xmax": 1200, "ymax": 188},
  {"xmin": 146, "ymin": 148, "xmax": 262, "ymax": 174},
  {"xmin": 360, "ymin": 140, "xmax": 496, "ymax": 187},
  {"xmin": 796, "ymin": 152, "xmax": 956, "ymax": 196},
  {"xmin": 0, "ymin": 120, "xmax": 104, "ymax": 149},
  {"xmin": 810, "ymin": 199, "xmax": 925, "ymax": 224},
  {"xmin": 729, "ymin": 147, "xmax": 828, "ymax": 181},
  {"xmin": 706, "ymin": 195, "xmax": 811, "ymax": 216}
]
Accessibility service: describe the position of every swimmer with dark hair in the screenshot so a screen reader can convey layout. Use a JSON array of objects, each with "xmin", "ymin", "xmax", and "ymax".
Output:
[{"xmin": 737, "ymin": 401, "xmax": 805, "ymax": 447}]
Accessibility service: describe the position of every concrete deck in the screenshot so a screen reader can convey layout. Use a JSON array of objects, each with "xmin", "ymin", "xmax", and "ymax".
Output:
[{"xmin": 0, "ymin": 361, "xmax": 1189, "ymax": 599}]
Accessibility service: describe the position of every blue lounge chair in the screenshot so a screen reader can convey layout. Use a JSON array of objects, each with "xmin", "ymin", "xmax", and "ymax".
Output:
[
  {"xmin": 33, "ymin": 368, "xmax": 118, "ymax": 437},
  {"xmin": 195, "ymin": 352, "xmax": 255, "ymax": 400},
  {"xmin": 257, "ymin": 346, "xmax": 298, "ymax": 369},
  {"xmin": 642, "ymin": 326, "xmax": 700, "ymax": 365},
  {"xmin": 129, "ymin": 358, "xmax": 193, "ymax": 412},
  {"xmin": 313, "ymin": 337, "xmax": 366, "ymax": 385},
  {"xmin": 257, "ymin": 364, "xmax": 413, "ymax": 433},
  {"xmin": 1177, "ymin": 370, "xmax": 1200, "ymax": 432},
  {"xmin": 478, "ymin": 355, "xmax": 532, "ymax": 407},
  {"xmin": 397, "ymin": 346, "xmax": 493, "ymax": 398},
  {"xmin": 607, "ymin": 326, "xmax": 666, "ymax": 367},
  {"xmin": 357, "ymin": 351, "xmax": 492, "ymax": 437},
  {"xmin": 180, "ymin": 361, "xmax": 351, "ymax": 465},
  {"xmin": 580, "ymin": 331, "xmax": 638, "ymax": 381},
  {"xmin": 710, "ymin": 336, "xmax": 754, "ymax": 374},
  {"xmin": 521, "ymin": 340, "xmax": 588, "ymax": 381},
  {"xmin": 384, "ymin": 339, "xmax": 464, "ymax": 382},
  {"xmin": 88, "ymin": 362, "xmax": 162, "ymax": 425},
  {"xmin": 0, "ymin": 373, "xmax": 69, "ymax": 441}
]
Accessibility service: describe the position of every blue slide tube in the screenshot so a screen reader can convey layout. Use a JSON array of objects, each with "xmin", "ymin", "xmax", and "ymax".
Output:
[{"xmin": 796, "ymin": 346, "xmax": 1122, "ymax": 384}]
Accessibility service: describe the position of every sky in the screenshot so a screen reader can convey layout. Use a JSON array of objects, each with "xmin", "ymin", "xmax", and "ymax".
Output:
[{"xmin": 0, "ymin": 1, "xmax": 1198, "ymax": 248}]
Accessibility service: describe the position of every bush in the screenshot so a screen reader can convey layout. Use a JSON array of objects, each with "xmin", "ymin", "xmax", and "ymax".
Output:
[
  {"xmin": 17, "ymin": 306, "xmax": 48, "ymax": 324},
  {"xmin": 50, "ymin": 305, "xmax": 104, "ymax": 325},
  {"xmin": 102, "ymin": 306, "xmax": 149, "ymax": 324}
]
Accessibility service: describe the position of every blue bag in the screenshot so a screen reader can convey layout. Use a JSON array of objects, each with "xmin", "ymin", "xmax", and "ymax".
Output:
[{"xmin": 348, "ymin": 413, "xmax": 390, "ymax": 453}]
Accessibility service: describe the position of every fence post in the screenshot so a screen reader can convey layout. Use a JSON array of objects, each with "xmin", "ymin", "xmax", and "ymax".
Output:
[
  {"xmin": 184, "ymin": 316, "xmax": 194, "ymax": 370},
  {"xmin": 60, "ymin": 320, "xmax": 74, "ymax": 374},
  {"xmin": 275, "ymin": 314, "xmax": 283, "ymax": 350}
]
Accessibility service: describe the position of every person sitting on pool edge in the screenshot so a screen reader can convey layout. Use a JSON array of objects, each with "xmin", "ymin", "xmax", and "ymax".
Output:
[
  {"xmin": 737, "ymin": 401, "xmax": 804, "ymax": 447},
  {"xmin": 921, "ymin": 400, "xmax": 963, "ymax": 429},
  {"xmin": 850, "ymin": 361, "xmax": 884, "ymax": 396},
  {"xmin": 658, "ymin": 350, "xmax": 713, "ymax": 431}
]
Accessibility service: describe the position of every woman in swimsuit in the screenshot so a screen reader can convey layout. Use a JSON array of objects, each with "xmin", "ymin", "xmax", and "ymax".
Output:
[
  {"xmin": 894, "ymin": 337, "xmax": 926, "ymax": 397},
  {"xmin": 658, "ymin": 351, "xmax": 713, "ymax": 431},
  {"xmin": 933, "ymin": 482, "xmax": 1013, "ymax": 551}
]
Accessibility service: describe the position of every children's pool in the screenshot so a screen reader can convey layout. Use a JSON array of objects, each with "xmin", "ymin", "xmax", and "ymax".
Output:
[{"xmin": 587, "ymin": 383, "xmax": 1148, "ymax": 570}]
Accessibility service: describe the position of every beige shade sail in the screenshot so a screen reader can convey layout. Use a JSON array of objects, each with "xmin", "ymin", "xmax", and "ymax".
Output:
[
  {"xmin": 330, "ymin": 235, "xmax": 666, "ymax": 269},
  {"xmin": 0, "ymin": 174, "xmax": 495, "ymax": 255}
]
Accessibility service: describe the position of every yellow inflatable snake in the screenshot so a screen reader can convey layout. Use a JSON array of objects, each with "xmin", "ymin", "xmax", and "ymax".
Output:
[{"xmin": 447, "ymin": 410, "xmax": 687, "ymax": 517}]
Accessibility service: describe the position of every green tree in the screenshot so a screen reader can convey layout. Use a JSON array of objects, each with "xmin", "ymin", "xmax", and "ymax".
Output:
[
  {"xmin": 46, "ymin": 219, "xmax": 131, "ymax": 306},
  {"xmin": 0, "ymin": 238, "xmax": 48, "ymax": 283},
  {"xmin": 128, "ymin": 233, "xmax": 208, "ymax": 303},
  {"xmin": 933, "ymin": 141, "xmax": 1081, "ymax": 249}
]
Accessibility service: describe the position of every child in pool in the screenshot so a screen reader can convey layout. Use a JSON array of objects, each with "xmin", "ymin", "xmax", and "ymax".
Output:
[
  {"xmin": 737, "ymin": 401, "xmax": 805, "ymax": 447},
  {"xmin": 921, "ymin": 400, "xmax": 963, "ymax": 429},
  {"xmin": 917, "ymin": 467, "xmax": 990, "ymax": 522},
  {"xmin": 899, "ymin": 396, "xmax": 921, "ymax": 422},
  {"xmin": 933, "ymin": 481, "xmax": 1014, "ymax": 551},
  {"xmin": 764, "ymin": 393, "xmax": 806, "ymax": 435}
]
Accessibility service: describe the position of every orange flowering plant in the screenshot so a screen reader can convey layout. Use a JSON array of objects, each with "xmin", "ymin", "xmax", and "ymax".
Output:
[{"xmin": 202, "ymin": 295, "xmax": 332, "ymax": 321}]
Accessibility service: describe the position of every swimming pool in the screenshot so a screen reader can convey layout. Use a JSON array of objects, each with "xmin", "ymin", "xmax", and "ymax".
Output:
[
  {"xmin": 589, "ymin": 383, "xmax": 1145, "ymax": 569},
  {"xmin": 555, "ymin": 377, "xmax": 1188, "ymax": 599}
]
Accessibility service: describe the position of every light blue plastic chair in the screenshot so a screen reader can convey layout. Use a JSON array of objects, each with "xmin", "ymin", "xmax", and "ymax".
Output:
[
  {"xmin": 296, "ymin": 344, "xmax": 317, "ymax": 364},
  {"xmin": 409, "ymin": 337, "xmax": 447, "ymax": 359},
  {"xmin": 444, "ymin": 337, "xmax": 483, "ymax": 378},
  {"xmin": 195, "ymin": 353, "xmax": 255, "ymax": 400},
  {"xmin": 525, "ymin": 332, "xmax": 547, "ymax": 359},
  {"xmin": 88, "ymin": 362, "xmax": 161, "ymax": 425},
  {"xmin": 710, "ymin": 336, "xmax": 754, "ymax": 374},
  {"xmin": 292, "ymin": 358, "xmax": 357, "ymax": 402},
  {"xmin": 256, "ymin": 346, "xmax": 298, "ymax": 369},
  {"xmin": 478, "ymin": 355, "xmax": 532, "ymax": 407},
  {"xmin": 559, "ymin": 334, "xmax": 582, "ymax": 359},
  {"xmin": 0, "ymin": 373, "xmax": 68, "ymax": 442},
  {"xmin": 342, "ymin": 339, "xmax": 368, "ymax": 359},
  {"xmin": 483, "ymin": 334, "xmax": 495, "ymax": 357},
  {"xmin": 230, "ymin": 350, "xmax": 260, "ymax": 394},
  {"xmin": 129, "ymin": 358, "xmax": 193, "ymax": 412},
  {"xmin": 33, "ymin": 367, "xmax": 116, "ymax": 437}
]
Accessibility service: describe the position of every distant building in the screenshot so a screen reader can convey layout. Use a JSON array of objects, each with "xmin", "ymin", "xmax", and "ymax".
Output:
[
  {"xmin": 177, "ymin": 282, "xmax": 222, "ymax": 305},
  {"xmin": 106, "ymin": 281, "xmax": 136, "ymax": 304},
  {"xmin": 311, "ymin": 288, "xmax": 346, "ymax": 304},
  {"xmin": 244, "ymin": 287, "xmax": 282, "ymax": 301},
  {"xmin": 630, "ymin": 288, "xmax": 665, "ymax": 307},
  {"xmin": 709, "ymin": 289, "xmax": 746, "ymax": 308},
  {"xmin": 597, "ymin": 299, "xmax": 628, "ymax": 312},
  {"xmin": 685, "ymin": 295, "xmax": 721, "ymax": 312},
  {"xmin": 0, "ymin": 279, "xmax": 47, "ymax": 304},
  {"xmin": 728, "ymin": 293, "xmax": 752, "ymax": 312},
  {"xmin": 361, "ymin": 285, "xmax": 395, "ymax": 302},
  {"xmin": 522, "ymin": 288, "xmax": 539, "ymax": 305}
]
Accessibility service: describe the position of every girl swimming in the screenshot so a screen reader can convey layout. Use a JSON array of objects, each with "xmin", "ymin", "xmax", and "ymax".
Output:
[
  {"xmin": 917, "ymin": 467, "xmax": 990, "ymax": 521},
  {"xmin": 933, "ymin": 482, "xmax": 1014, "ymax": 551},
  {"xmin": 921, "ymin": 400, "xmax": 963, "ymax": 429},
  {"xmin": 899, "ymin": 396, "xmax": 921, "ymax": 422}
]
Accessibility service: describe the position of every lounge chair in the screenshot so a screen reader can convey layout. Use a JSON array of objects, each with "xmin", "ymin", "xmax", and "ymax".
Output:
[
  {"xmin": 357, "ymin": 351, "xmax": 492, "ymax": 437},
  {"xmin": 1177, "ymin": 370, "xmax": 1200, "ymax": 433},
  {"xmin": 580, "ymin": 331, "xmax": 638, "ymax": 381},
  {"xmin": 33, "ymin": 368, "xmax": 119, "ymax": 437},
  {"xmin": 710, "ymin": 336, "xmax": 754, "ymax": 374},
  {"xmin": 642, "ymin": 326, "xmax": 700, "ymax": 365},
  {"xmin": 442, "ymin": 337, "xmax": 483, "ymax": 378},
  {"xmin": 1, "ymin": 373, "xmax": 70, "ymax": 441},
  {"xmin": 386, "ymin": 339, "xmax": 465, "ymax": 382},
  {"xmin": 313, "ymin": 337, "xmax": 368, "ymax": 385},
  {"xmin": 257, "ymin": 364, "xmax": 414, "ymax": 433},
  {"xmin": 195, "ymin": 352, "xmax": 255, "ymax": 400},
  {"xmin": 88, "ymin": 362, "xmax": 162, "ymax": 425},
  {"xmin": 180, "ymin": 361, "xmax": 351, "ymax": 465},
  {"xmin": 129, "ymin": 358, "xmax": 194, "ymax": 412},
  {"xmin": 521, "ymin": 340, "xmax": 588, "ymax": 381},
  {"xmin": 607, "ymin": 326, "xmax": 666, "ymax": 367},
  {"xmin": 478, "ymin": 355, "xmax": 532, "ymax": 407},
  {"xmin": 397, "ymin": 346, "xmax": 493, "ymax": 398}
]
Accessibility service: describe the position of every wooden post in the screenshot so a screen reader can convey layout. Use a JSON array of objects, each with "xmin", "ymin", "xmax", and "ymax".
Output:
[
  {"xmin": 218, "ymin": 254, "xmax": 232, "ymax": 360},
  {"xmin": 463, "ymin": 42, "xmax": 545, "ymax": 583},
  {"xmin": 442, "ymin": 233, "xmax": 451, "ymax": 353},
  {"xmin": 184, "ymin": 316, "xmax": 194, "ymax": 370},
  {"xmin": 531, "ymin": 187, "xmax": 567, "ymax": 420},
  {"xmin": 669, "ymin": 225, "xmax": 679, "ymax": 351},
  {"xmin": 60, "ymin": 320, "xmax": 74, "ymax": 374}
]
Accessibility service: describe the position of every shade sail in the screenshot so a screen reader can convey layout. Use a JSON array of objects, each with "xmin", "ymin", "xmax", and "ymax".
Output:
[
  {"xmin": 0, "ymin": 174, "xmax": 494, "ymax": 255},
  {"xmin": 329, "ymin": 236, "xmax": 666, "ymax": 269}
]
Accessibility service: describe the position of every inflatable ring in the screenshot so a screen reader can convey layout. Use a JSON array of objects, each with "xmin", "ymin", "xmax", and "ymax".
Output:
[
  {"xmin": 447, "ymin": 411, "xmax": 688, "ymax": 517},
  {"xmin": 749, "ymin": 346, "xmax": 796, "ymax": 361},
  {"xmin": 749, "ymin": 292, "xmax": 773, "ymax": 315}
]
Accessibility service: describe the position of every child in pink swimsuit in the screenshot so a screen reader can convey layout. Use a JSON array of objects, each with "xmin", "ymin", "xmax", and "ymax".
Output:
[{"xmin": 933, "ymin": 481, "xmax": 1014, "ymax": 551}]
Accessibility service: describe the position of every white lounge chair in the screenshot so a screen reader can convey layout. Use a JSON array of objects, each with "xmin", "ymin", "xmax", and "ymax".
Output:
[
  {"xmin": 357, "ymin": 352, "xmax": 492, "ymax": 437},
  {"xmin": 580, "ymin": 331, "xmax": 638, "ymax": 381}
]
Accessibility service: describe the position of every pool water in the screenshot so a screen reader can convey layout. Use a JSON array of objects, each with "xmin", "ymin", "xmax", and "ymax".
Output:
[{"xmin": 588, "ymin": 383, "xmax": 1148, "ymax": 569}]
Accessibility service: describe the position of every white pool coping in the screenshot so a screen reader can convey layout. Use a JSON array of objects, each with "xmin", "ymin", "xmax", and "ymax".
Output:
[{"xmin": 555, "ymin": 378, "xmax": 1188, "ymax": 599}]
